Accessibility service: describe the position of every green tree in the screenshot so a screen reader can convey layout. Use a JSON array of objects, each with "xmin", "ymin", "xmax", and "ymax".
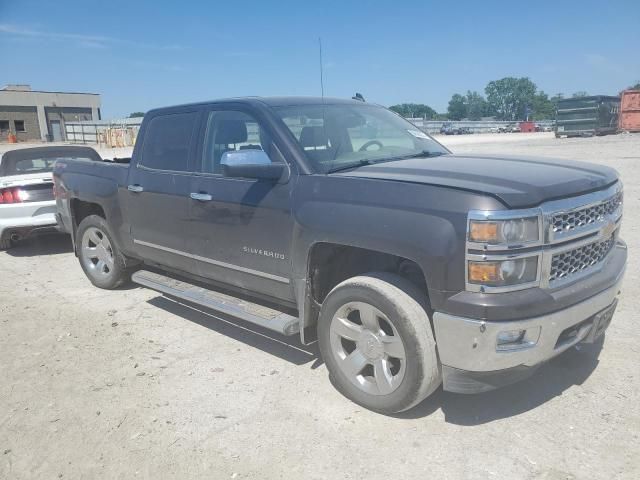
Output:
[
  {"xmin": 388, "ymin": 103, "xmax": 437, "ymax": 119},
  {"xmin": 630, "ymin": 82, "xmax": 640, "ymax": 90},
  {"xmin": 128, "ymin": 112, "xmax": 145, "ymax": 118},
  {"xmin": 447, "ymin": 94, "xmax": 467, "ymax": 120},
  {"xmin": 572, "ymin": 91, "xmax": 589, "ymax": 98},
  {"xmin": 465, "ymin": 90, "xmax": 488, "ymax": 120},
  {"xmin": 530, "ymin": 91, "xmax": 556, "ymax": 120},
  {"xmin": 485, "ymin": 77, "xmax": 537, "ymax": 121}
]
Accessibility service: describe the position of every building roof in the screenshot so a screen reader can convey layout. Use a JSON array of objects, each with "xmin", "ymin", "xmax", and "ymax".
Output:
[{"xmin": 0, "ymin": 86, "xmax": 100, "ymax": 96}]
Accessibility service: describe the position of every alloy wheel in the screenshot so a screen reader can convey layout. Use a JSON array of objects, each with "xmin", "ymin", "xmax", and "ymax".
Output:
[
  {"xmin": 329, "ymin": 301, "xmax": 407, "ymax": 396},
  {"xmin": 81, "ymin": 227, "xmax": 115, "ymax": 278}
]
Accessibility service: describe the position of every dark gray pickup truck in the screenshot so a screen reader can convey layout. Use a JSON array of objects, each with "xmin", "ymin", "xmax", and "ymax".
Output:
[{"xmin": 53, "ymin": 97, "xmax": 626, "ymax": 413}]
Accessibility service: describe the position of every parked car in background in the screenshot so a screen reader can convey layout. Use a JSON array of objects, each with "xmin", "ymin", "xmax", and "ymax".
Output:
[
  {"xmin": 52, "ymin": 97, "xmax": 626, "ymax": 414},
  {"xmin": 440, "ymin": 123, "xmax": 472, "ymax": 135},
  {"xmin": 506, "ymin": 123, "xmax": 521, "ymax": 133},
  {"xmin": 440, "ymin": 122, "xmax": 455, "ymax": 134},
  {"xmin": 0, "ymin": 147, "xmax": 100, "ymax": 249}
]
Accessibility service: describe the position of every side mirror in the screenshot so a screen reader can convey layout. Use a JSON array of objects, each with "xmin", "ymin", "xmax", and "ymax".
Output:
[{"xmin": 220, "ymin": 150, "xmax": 287, "ymax": 181}]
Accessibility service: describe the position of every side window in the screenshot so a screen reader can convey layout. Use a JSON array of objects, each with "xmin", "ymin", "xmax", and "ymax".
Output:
[
  {"xmin": 141, "ymin": 112, "xmax": 197, "ymax": 171},
  {"xmin": 201, "ymin": 110, "xmax": 275, "ymax": 174}
]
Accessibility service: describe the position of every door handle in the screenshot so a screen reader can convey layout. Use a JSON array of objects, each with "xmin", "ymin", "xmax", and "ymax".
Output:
[
  {"xmin": 127, "ymin": 184, "xmax": 144, "ymax": 193},
  {"xmin": 190, "ymin": 192, "xmax": 213, "ymax": 201}
]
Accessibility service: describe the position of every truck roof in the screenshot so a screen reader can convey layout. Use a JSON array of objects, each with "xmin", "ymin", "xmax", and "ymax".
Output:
[{"xmin": 145, "ymin": 96, "xmax": 371, "ymax": 115}]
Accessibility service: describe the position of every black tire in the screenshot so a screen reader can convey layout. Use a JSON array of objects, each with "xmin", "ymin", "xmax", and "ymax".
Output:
[
  {"xmin": 76, "ymin": 215, "xmax": 130, "ymax": 289},
  {"xmin": 318, "ymin": 273, "xmax": 441, "ymax": 414},
  {"xmin": 0, "ymin": 238, "xmax": 12, "ymax": 250}
]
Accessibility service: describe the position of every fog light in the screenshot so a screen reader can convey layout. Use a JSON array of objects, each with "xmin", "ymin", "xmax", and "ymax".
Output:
[
  {"xmin": 496, "ymin": 328, "xmax": 539, "ymax": 352},
  {"xmin": 496, "ymin": 326, "xmax": 541, "ymax": 351},
  {"xmin": 497, "ymin": 329, "xmax": 526, "ymax": 345}
]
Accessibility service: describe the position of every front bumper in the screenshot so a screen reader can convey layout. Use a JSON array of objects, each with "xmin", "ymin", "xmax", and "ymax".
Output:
[{"xmin": 433, "ymin": 252, "xmax": 625, "ymax": 394}]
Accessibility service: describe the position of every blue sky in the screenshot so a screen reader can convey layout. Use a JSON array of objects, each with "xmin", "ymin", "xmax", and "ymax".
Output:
[{"xmin": 1, "ymin": 0, "xmax": 638, "ymax": 118}]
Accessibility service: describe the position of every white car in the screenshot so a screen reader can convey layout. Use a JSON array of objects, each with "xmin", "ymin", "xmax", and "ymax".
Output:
[{"xmin": 0, "ymin": 146, "xmax": 100, "ymax": 249}]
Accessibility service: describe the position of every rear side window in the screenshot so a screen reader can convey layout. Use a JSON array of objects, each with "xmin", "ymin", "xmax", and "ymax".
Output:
[
  {"xmin": 0, "ymin": 157, "xmax": 57, "ymax": 176},
  {"xmin": 141, "ymin": 112, "xmax": 197, "ymax": 171}
]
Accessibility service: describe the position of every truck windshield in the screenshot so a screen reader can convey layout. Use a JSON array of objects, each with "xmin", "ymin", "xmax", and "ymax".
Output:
[{"xmin": 273, "ymin": 103, "xmax": 449, "ymax": 173}]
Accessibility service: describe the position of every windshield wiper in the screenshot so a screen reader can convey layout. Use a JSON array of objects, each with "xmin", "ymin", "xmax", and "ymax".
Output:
[
  {"xmin": 326, "ymin": 151, "xmax": 447, "ymax": 174},
  {"xmin": 389, "ymin": 150, "xmax": 447, "ymax": 160},
  {"xmin": 326, "ymin": 159, "xmax": 374, "ymax": 174}
]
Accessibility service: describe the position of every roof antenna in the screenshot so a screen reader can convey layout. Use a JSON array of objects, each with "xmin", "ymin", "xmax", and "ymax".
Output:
[{"xmin": 319, "ymin": 37, "xmax": 325, "ymax": 101}]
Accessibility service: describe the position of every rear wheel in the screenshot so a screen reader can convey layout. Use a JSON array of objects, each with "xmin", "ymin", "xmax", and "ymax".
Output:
[
  {"xmin": 318, "ymin": 273, "xmax": 441, "ymax": 414},
  {"xmin": 76, "ymin": 215, "xmax": 129, "ymax": 289}
]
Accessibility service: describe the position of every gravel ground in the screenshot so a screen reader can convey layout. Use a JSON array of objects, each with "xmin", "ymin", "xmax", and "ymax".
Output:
[{"xmin": 1, "ymin": 133, "xmax": 639, "ymax": 479}]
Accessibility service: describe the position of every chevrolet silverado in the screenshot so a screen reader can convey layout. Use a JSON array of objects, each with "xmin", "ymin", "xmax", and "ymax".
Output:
[{"xmin": 52, "ymin": 97, "xmax": 626, "ymax": 413}]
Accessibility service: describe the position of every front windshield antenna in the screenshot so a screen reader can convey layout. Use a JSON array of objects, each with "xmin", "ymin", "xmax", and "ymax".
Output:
[{"xmin": 318, "ymin": 37, "xmax": 325, "ymax": 101}]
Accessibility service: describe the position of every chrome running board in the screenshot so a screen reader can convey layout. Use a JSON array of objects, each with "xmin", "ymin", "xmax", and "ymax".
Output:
[{"xmin": 132, "ymin": 270, "xmax": 299, "ymax": 336}]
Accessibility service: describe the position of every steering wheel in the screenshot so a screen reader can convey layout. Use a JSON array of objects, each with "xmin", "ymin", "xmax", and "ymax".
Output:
[{"xmin": 358, "ymin": 140, "xmax": 384, "ymax": 152}]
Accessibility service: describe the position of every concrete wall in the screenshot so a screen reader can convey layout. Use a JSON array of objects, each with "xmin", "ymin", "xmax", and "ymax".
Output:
[{"xmin": 0, "ymin": 106, "xmax": 41, "ymax": 141}]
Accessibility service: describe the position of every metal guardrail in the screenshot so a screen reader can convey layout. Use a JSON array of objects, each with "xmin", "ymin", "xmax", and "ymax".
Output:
[{"xmin": 406, "ymin": 119, "xmax": 554, "ymax": 134}]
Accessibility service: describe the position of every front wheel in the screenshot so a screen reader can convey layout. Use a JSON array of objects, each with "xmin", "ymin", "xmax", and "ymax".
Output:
[
  {"xmin": 76, "ymin": 215, "xmax": 130, "ymax": 289},
  {"xmin": 318, "ymin": 273, "xmax": 441, "ymax": 414}
]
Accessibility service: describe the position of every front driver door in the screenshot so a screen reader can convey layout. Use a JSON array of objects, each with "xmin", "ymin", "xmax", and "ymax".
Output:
[{"xmin": 187, "ymin": 107, "xmax": 295, "ymax": 302}]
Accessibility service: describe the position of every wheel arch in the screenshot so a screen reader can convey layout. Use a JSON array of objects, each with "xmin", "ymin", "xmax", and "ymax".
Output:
[
  {"xmin": 69, "ymin": 199, "xmax": 106, "ymax": 254},
  {"xmin": 296, "ymin": 242, "xmax": 433, "ymax": 343}
]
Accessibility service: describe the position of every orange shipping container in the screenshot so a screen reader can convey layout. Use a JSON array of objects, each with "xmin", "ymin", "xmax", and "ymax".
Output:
[{"xmin": 619, "ymin": 89, "xmax": 640, "ymax": 132}]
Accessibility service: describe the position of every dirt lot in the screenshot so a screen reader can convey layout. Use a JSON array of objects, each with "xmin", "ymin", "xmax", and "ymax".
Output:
[{"xmin": 1, "ymin": 133, "xmax": 639, "ymax": 479}]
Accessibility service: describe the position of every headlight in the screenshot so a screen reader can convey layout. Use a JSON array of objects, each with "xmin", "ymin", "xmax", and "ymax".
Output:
[
  {"xmin": 469, "ymin": 217, "xmax": 539, "ymax": 245},
  {"xmin": 468, "ymin": 256, "xmax": 538, "ymax": 287}
]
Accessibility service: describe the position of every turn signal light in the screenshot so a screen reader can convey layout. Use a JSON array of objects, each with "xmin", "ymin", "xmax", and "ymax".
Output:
[
  {"xmin": 469, "ymin": 222, "xmax": 498, "ymax": 242},
  {"xmin": 468, "ymin": 262, "xmax": 500, "ymax": 282},
  {"xmin": 0, "ymin": 187, "xmax": 24, "ymax": 204}
]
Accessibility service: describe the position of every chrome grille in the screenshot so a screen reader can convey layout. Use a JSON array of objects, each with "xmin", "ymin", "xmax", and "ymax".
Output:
[
  {"xmin": 549, "ymin": 235, "xmax": 615, "ymax": 283},
  {"xmin": 552, "ymin": 192, "xmax": 622, "ymax": 234}
]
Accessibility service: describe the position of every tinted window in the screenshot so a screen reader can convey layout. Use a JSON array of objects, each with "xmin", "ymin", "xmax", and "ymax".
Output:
[
  {"xmin": 0, "ymin": 156, "xmax": 95, "ymax": 177},
  {"xmin": 201, "ymin": 110, "xmax": 274, "ymax": 174},
  {"xmin": 141, "ymin": 112, "xmax": 197, "ymax": 171},
  {"xmin": 0, "ymin": 157, "xmax": 57, "ymax": 176}
]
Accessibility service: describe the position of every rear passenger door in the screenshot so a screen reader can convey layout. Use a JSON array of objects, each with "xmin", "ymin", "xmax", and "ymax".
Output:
[{"xmin": 127, "ymin": 109, "xmax": 200, "ymax": 272}]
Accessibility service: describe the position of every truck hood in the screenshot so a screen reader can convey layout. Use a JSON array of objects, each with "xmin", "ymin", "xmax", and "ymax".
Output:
[{"xmin": 337, "ymin": 154, "xmax": 619, "ymax": 208}]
